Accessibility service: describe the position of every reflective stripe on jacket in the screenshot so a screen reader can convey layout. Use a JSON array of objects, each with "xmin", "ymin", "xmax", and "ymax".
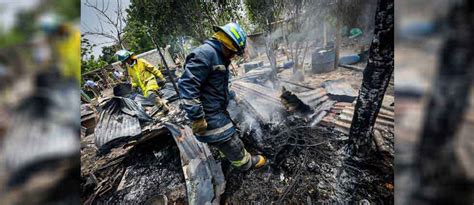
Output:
[
  {"xmin": 178, "ymin": 39, "xmax": 236, "ymax": 143},
  {"xmin": 127, "ymin": 58, "xmax": 165, "ymax": 97}
]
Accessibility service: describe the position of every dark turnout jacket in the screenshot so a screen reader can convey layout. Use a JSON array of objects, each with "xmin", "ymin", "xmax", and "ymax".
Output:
[{"xmin": 178, "ymin": 39, "xmax": 236, "ymax": 143}]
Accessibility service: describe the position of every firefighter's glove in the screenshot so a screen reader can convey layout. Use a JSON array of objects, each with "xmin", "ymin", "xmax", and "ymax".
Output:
[
  {"xmin": 132, "ymin": 87, "xmax": 141, "ymax": 94},
  {"xmin": 192, "ymin": 118, "xmax": 207, "ymax": 136},
  {"xmin": 157, "ymin": 77, "xmax": 166, "ymax": 87},
  {"xmin": 158, "ymin": 80, "xmax": 166, "ymax": 87}
]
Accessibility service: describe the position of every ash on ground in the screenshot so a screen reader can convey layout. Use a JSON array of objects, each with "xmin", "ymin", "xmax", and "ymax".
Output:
[
  {"xmin": 81, "ymin": 135, "xmax": 187, "ymax": 204},
  {"xmin": 221, "ymin": 126, "xmax": 394, "ymax": 204}
]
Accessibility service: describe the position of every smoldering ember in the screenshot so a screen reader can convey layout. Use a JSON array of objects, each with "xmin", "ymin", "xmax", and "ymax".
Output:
[{"xmin": 80, "ymin": 0, "xmax": 394, "ymax": 204}]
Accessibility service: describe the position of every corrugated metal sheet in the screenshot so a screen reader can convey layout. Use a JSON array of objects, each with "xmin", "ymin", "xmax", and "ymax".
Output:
[
  {"xmin": 321, "ymin": 96, "xmax": 395, "ymax": 134},
  {"xmin": 165, "ymin": 123, "xmax": 225, "ymax": 205},
  {"xmin": 281, "ymin": 87, "xmax": 335, "ymax": 126},
  {"xmin": 94, "ymin": 97, "xmax": 153, "ymax": 153},
  {"xmin": 321, "ymin": 79, "xmax": 358, "ymax": 102},
  {"xmin": 231, "ymin": 80, "xmax": 336, "ymax": 129},
  {"xmin": 291, "ymin": 88, "xmax": 330, "ymax": 108},
  {"xmin": 230, "ymin": 67, "xmax": 273, "ymax": 83}
]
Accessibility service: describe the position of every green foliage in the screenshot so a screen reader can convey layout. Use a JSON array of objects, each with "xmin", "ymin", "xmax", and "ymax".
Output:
[
  {"xmin": 100, "ymin": 45, "xmax": 119, "ymax": 64},
  {"xmin": 81, "ymin": 55, "xmax": 107, "ymax": 82},
  {"xmin": 0, "ymin": 0, "xmax": 80, "ymax": 47},
  {"xmin": 0, "ymin": 29, "xmax": 26, "ymax": 48},
  {"xmin": 123, "ymin": 20, "xmax": 154, "ymax": 54},
  {"xmin": 46, "ymin": 0, "xmax": 81, "ymax": 21},
  {"xmin": 0, "ymin": 9, "xmax": 36, "ymax": 47},
  {"xmin": 81, "ymin": 37, "xmax": 107, "ymax": 76},
  {"xmin": 244, "ymin": 0, "xmax": 284, "ymax": 32},
  {"xmin": 81, "ymin": 36, "xmax": 94, "ymax": 59},
  {"xmin": 125, "ymin": 0, "xmax": 245, "ymax": 50}
]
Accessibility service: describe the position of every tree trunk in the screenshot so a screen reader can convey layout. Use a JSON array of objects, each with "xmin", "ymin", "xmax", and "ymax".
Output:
[
  {"xmin": 323, "ymin": 21, "xmax": 327, "ymax": 47},
  {"xmin": 413, "ymin": 1, "xmax": 474, "ymax": 204},
  {"xmin": 334, "ymin": 17, "xmax": 341, "ymax": 69},
  {"xmin": 349, "ymin": 0, "xmax": 394, "ymax": 157},
  {"xmin": 266, "ymin": 33, "xmax": 278, "ymax": 81}
]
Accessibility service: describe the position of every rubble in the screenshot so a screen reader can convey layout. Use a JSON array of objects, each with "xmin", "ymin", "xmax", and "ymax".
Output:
[
  {"xmin": 231, "ymin": 66, "xmax": 273, "ymax": 84},
  {"xmin": 165, "ymin": 124, "xmax": 225, "ymax": 204},
  {"xmin": 81, "ymin": 85, "xmax": 226, "ymax": 204},
  {"xmin": 81, "ymin": 104, "xmax": 96, "ymax": 136},
  {"xmin": 222, "ymin": 124, "xmax": 393, "ymax": 204},
  {"xmin": 322, "ymin": 96, "xmax": 394, "ymax": 134},
  {"xmin": 94, "ymin": 97, "xmax": 153, "ymax": 154},
  {"xmin": 242, "ymin": 60, "xmax": 264, "ymax": 72},
  {"xmin": 81, "ymin": 41, "xmax": 394, "ymax": 204},
  {"xmin": 280, "ymin": 87, "xmax": 334, "ymax": 126},
  {"xmin": 322, "ymin": 79, "xmax": 358, "ymax": 102},
  {"xmin": 225, "ymin": 76, "xmax": 393, "ymax": 203},
  {"xmin": 220, "ymin": 67, "xmax": 394, "ymax": 203}
]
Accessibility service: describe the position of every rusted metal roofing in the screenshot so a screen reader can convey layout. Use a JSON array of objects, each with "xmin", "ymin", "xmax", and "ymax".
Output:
[{"xmin": 321, "ymin": 96, "xmax": 395, "ymax": 134}]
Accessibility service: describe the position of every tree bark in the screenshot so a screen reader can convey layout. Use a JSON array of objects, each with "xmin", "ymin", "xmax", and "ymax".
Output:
[
  {"xmin": 348, "ymin": 0, "xmax": 394, "ymax": 157},
  {"xmin": 413, "ymin": 1, "xmax": 474, "ymax": 204},
  {"xmin": 266, "ymin": 33, "xmax": 278, "ymax": 81},
  {"xmin": 334, "ymin": 16, "xmax": 341, "ymax": 69}
]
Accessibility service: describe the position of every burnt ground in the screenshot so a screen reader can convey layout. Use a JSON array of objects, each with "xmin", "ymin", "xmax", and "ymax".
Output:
[
  {"xmin": 220, "ymin": 125, "xmax": 393, "ymax": 204},
  {"xmin": 81, "ymin": 70, "xmax": 394, "ymax": 204},
  {"xmin": 81, "ymin": 135, "xmax": 187, "ymax": 204},
  {"xmin": 81, "ymin": 120, "xmax": 393, "ymax": 204},
  {"xmin": 81, "ymin": 114, "xmax": 393, "ymax": 204},
  {"xmin": 81, "ymin": 36, "xmax": 394, "ymax": 204}
]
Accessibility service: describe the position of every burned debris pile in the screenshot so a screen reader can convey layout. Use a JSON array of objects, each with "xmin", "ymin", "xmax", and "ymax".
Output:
[
  {"xmin": 223, "ymin": 126, "xmax": 393, "ymax": 203},
  {"xmin": 81, "ymin": 65, "xmax": 394, "ymax": 204},
  {"xmin": 81, "ymin": 84, "xmax": 224, "ymax": 204},
  {"xmin": 219, "ymin": 72, "xmax": 394, "ymax": 204},
  {"xmin": 84, "ymin": 135, "xmax": 186, "ymax": 204}
]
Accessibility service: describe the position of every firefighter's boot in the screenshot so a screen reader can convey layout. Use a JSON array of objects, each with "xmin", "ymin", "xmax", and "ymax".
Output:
[{"xmin": 210, "ymin": 134, "xmax": 266, "ymax": 171}]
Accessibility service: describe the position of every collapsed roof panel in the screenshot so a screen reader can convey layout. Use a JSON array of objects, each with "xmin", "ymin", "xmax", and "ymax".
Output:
[
  {"xmin": 94, "ymin": 97, "xmax": 152, "ymax": 153},
  {"xmin": 165, "ymin": 124, "xmax": 226, "ymax": 205},
  {"xmin": 321, "ymin": 95, "xmax": 395, "ymax": 136},
  {"xmin": 280, "ymin": 86, "xmax": 335, "ymax": 126},
  {"xmin": 321, "ymin": 79, "xmax": 358, "ymax": 103}
]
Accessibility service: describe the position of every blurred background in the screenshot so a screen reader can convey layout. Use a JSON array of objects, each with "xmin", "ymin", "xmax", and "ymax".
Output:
[
  {"xmin": 0, "ymin": 0, "xmax": 81, "ymax": 204},
  {"xmin": 395, "ymin": 0, "xmax": 474, "ymax": 204}
]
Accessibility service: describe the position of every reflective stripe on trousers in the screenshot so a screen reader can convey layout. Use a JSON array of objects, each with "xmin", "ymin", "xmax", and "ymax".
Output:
[
  {"xmin": 203, "ymin": 122, "xmax": 233, "ymax": 136},
  {"xmin": 209, "ymin": 134, "xmax": 251, "ymax": 168}
]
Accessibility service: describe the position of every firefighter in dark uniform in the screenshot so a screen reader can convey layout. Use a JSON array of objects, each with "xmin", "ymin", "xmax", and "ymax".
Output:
[{"xmin": 178, "ymin": 23, "xmax": 266, "ymax": 171}]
